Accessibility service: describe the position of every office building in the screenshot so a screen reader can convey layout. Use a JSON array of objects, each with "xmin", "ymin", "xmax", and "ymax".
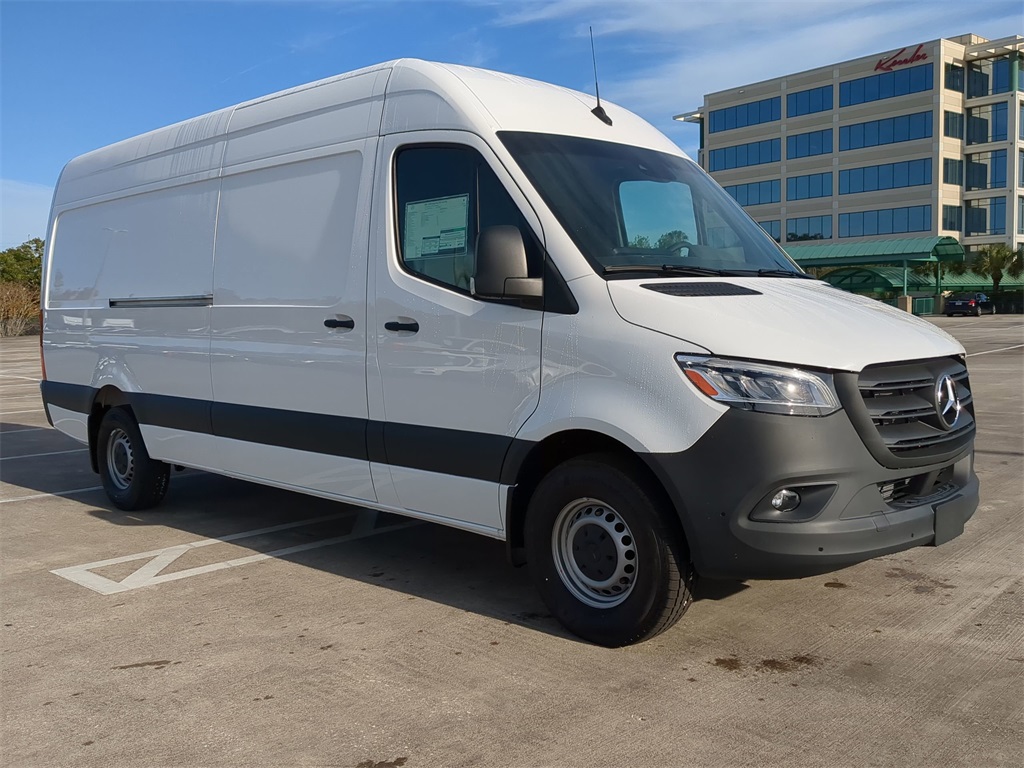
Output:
[{"xmin": 676, "ymin": 33, "xmax": 1023, "ymax": 256}]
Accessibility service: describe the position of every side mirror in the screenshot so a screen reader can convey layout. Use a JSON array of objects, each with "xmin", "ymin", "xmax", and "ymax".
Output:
[{"xmin": 473, "ymin": 225, "xmax": 542, "ymax": 303}]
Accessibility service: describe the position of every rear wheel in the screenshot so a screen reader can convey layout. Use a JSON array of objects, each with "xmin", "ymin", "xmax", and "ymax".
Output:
[
  {"xmin": 96, "ymin": 407, "xmax": 170, "ymax": 510},
  {"xmin": 525, "ymin": 454, "xmax": 695, "ymax": 646}
]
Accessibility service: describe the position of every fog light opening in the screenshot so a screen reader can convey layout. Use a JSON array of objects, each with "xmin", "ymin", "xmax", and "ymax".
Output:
[{"xmin": 771, "ymin": 489, "xmax": 801, "ymax": 512}]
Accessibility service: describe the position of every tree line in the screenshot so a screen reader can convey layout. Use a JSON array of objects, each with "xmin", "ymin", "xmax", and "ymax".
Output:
[{"xmin": 0, "ymin": 238, "xmax": 43, "ymax": 336}]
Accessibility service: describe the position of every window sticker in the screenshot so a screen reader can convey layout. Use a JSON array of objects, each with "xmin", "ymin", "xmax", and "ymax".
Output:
[{"xmin": 403, "ymin": 194, "xmax": 470, "ymax": 260}]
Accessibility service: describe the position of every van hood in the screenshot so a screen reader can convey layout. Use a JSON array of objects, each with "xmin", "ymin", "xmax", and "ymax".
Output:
[{"xmin": 606, "ymin": 278, "xmax": 963, "ymax": 372}]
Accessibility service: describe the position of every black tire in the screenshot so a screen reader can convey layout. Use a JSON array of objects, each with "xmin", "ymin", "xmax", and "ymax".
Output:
[
  {"xmin": 525, "ymin": 454, "xmax": 695, "ymax": 647},
  {"xmin": 96, "ymin": 407, "xmax": 170, "ymax": 511},
  {"xmin": 991, "ymin": 305, "xmax": 997, "ymax": 315},
  {"xmin": 973, "ymin": 308, "xmax": 981, "ymax": 317},
  {"xmin": 945, "ymin": 312, "xmax": 954, "ymax": 317}
]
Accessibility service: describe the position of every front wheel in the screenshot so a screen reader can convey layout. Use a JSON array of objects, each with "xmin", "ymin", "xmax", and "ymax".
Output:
[
  {"xmin": 96, "ymin": 407, "xmax": 170, "ymax": 511},
  {"xmin": 525, "ymin": 455, "xmax": 695, "ymax": 646}
]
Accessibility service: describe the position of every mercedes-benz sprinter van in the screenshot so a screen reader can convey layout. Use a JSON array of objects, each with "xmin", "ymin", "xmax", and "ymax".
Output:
[{"xmin": 40, "ymin": 60, "xmax": 979, "ymax": 646}]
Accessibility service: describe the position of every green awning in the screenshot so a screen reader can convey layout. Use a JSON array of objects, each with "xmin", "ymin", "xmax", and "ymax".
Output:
[
  {"xmin": 783, "ymin": 236, "xmax": 965, "ymax": 267},
  {"xmin": 821, "ymin": 267, "xmax": 1024, "ymax": 293}
]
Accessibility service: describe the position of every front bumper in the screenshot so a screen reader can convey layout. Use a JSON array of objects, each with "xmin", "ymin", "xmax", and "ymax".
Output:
[{"xmin": 642, "ymin": 407, "xmax": 979, "ymax": 580}]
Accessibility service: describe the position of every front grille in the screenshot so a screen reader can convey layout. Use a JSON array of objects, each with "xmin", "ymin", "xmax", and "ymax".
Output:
[{"xmin": 858, "ymin": 358, "xmax": 975, "ymax": 460}]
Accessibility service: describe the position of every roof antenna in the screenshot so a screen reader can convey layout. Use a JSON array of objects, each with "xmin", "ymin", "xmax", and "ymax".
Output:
[{"xmin": 589, "ymin": 26, "xmax": 613, "ymax": 126}]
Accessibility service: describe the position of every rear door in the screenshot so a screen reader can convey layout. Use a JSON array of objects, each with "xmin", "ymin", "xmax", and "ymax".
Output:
[{"xmin": 367, "ymin": 132, "xmax": 545, "ymax": 533}]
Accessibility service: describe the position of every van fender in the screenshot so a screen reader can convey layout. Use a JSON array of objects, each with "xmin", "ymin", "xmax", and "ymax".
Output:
[{"xmin": 83, "ymin": 359, "xmax": 144, "ymax": 472}]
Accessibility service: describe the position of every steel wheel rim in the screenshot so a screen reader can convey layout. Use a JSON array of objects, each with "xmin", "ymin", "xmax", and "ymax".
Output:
[
  {"xmin": 551, "ymin": 497, "xmax": 637, "ymax": 609},
  {"xmin": 106, "ymin": 428, "xmax": 135, "ymax": 491}
]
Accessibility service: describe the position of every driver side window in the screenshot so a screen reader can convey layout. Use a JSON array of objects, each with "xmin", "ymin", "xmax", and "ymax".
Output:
[{"xmin": 395, "ymin": 145, "xmax": 543, "ymax": 294}]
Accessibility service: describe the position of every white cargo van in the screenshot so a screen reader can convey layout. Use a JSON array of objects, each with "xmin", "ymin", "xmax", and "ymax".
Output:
[{"xmin": 41, "ymin": 59, "xmax": 978, "ymax": 646}]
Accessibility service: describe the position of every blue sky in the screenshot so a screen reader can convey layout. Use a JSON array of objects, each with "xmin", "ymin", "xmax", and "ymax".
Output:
[{"xmin": 0, "ymin": 0, "xmax": 1018, "ymax": 248}]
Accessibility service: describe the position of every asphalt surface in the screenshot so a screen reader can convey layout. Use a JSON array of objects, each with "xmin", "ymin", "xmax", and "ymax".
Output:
[{"xmin": 1, "ymin": 316, "xmax": 1022, "ymax": 768}]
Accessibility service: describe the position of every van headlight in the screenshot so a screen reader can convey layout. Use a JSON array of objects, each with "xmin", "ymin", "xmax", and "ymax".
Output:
[{"xmin": 675, "ymin": 355, "xmax": 840, "ymax": 416}]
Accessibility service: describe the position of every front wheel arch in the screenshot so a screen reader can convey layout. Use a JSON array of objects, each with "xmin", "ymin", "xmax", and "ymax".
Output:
[{"xmin": 504, "ymin": 430, "xmax": 692, "ymax": 570}]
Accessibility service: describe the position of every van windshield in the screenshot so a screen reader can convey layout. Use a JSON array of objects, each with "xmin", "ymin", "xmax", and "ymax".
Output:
[{"xmin": 499, "ymin": 132, "xmax": 804, "ymax": 278}]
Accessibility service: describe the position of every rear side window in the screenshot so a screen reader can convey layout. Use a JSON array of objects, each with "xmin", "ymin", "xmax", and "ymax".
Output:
[{"xmin": 395, "ymin": 145, "xmax": 542, "ymax": 293}]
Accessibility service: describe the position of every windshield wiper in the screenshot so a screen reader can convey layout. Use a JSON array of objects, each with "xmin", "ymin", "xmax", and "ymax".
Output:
[
  {"xmin": 602, "ymin": 264, "xmax": 731, "ymax": 278},
  {"xmin": 754, "ymin": 269, "xmax": 815, "ymax": 279},
  {"xmin": 714, "ymin": 268, "xmax": 815, "ymax": 279}
]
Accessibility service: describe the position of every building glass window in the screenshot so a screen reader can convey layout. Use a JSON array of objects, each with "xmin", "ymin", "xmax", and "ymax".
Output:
[
  {"xmin": 943, "ymin": 110, "xmax": 964, "ymax": 139},
  {"xmin": 965, "ymin": 197, "xmax": 1007, "ymax": 236},
  {"xmin": 787, "ymin": 172, "xmax": 832, "ymax": 200},
  {"xmin": 967, "ymin": 57, "xmax": 1012, "ymax": 98},
  {"xmin": 838, "ymin": 205, "xmax": 931, "ymax": 237},
  {"xmin": 839, "ymin": 158, "xmax": 931, "ymax": 194},
  {"xmin": 943, "ymin": 158, "xmax": 964, "ymax": 186},
  {"xmin": 965, "ymin": 150, "xmax": 1008, "ymax": 191},
  {"xmin": 708, "ymin": 97, "xmax": 781, "ymax": 133},
  {"xmin": 708, "ymin": 139, "xmax": 781, "ymax": 171},
  {"xmin": 1018, "ymin": 197, "xmax": 1024, "ymax": 234},
  {"xmin": 1019, "ymin": 103, "xmax": 1024, "ymax": 139},
  {"xmin": 786, "ymin": 129, "xmax": 832, "ymax": 159},
  {"xmin": 1019, "ymin": 149, "xmax": 1024, "ymax": 187},
  {"xmin": 966, "ymin": 102, "xmax": 1008, "ymax": 145},
  {"xmin": 945, "ymin": 63, "xmax": 964, "ymax": 92},
  {"xmin": 785, "ymin": 215, "xmax": 832, "ymax": 241},
  {"xmin": 787, "ymin": 85, "xmax": 833, "ymax": 117},
  {"xmin": 723, "ymin": 179, "xmax": 781, "ymax": 206},
  {"xmin": 839, "ymin": 63, "xmax": 933, "ymax": 107},
  {"xmin": 758, "ymin": 220, "xmax": 781, "ymax": 242},
  {"xmin": 942, "ymin": 204, "xmax": 962, "ymax": 233},
  {"xmin": 839, "ymin": 111, "xmax": 932, "ymax": 150}
]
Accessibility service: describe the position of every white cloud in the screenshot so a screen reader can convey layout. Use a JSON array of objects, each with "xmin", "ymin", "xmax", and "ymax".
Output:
[
  {"xmin": 1, "ymin": 180, "xmax": 53, "ymax": 249},
  {"xmin": 483, "ymin": 0, "xmax": 1022, "ymax": 156}
]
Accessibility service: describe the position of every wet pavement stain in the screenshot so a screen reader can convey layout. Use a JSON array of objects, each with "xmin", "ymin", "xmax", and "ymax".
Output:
[
  {"xmin": 761, "ymin": 659, "xmax": 797, "ymax": 672},
  {"xmin": 790, "ymin": 655, "xmax": 820, "ymax": 667},
  {"xmin": 356, "ymin": 758, "xmax": 408, "ymax": 768},
  {"xmin": 823, "ymin": 581, "xmax": 848, "ymax": 589},
  {"xmin": 112, "ymin": 660, "xmax": 173, "ymax": 670},
  {"xmin": 885, "ymin": 567, "xmax": 956, "ymax": 591},
  {"xmin": 712, "ymin": 657, "xmax": 743, "ymax": 671}
]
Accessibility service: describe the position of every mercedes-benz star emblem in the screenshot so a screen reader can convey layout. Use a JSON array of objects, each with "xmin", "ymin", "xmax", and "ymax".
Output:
[{"xmin": 935, "ymin": 374, "xmax": 961, "ymax": 431}]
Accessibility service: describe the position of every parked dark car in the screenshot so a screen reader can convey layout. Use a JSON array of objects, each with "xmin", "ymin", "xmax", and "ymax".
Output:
[{"xmin": 946, "ymin": 292, "xmax": 995, "ymax": 316}]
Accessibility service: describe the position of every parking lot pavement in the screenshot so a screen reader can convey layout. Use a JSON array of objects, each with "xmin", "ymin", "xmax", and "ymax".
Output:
[{"xmin": 2, "ymin": 316, "xmax": 1022, "ymax": 768}]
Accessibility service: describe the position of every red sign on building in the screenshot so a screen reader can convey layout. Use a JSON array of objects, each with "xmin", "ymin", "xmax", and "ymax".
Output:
[{"xmin": 875, "ymin": 44, "xmax": 928, "ymax": 72}]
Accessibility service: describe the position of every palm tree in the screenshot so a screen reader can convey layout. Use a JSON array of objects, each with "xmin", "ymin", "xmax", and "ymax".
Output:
[{"xmin": 972, "ymin": 244, "xmax": 1024, "ymax": 294}]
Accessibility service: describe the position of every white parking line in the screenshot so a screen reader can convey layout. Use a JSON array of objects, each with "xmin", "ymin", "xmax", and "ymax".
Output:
[
  {"xmin": 52, "ymin": 510, "xmax": 418, "ymax": 595},
  {"xmin": 0, "ymin": 486, "xmax": 103, "ymax": 504},
  {"xmin": 0, "ymin": 426, "xmax": 49, "ymax": 434},
  {"xmin": 0, "ymin": 409, "xmax": 43, "ymax": 416},
  {"xmin": 1, "ymin": 448, "xmax": 88, "ymax": 461},
  {"xmin": 966, "ymin": 344, "xmax": 1024, "ymax": 357},
  {"xmin": 0, "ymin": 375, "xmax": 40, "ymax": 381}
]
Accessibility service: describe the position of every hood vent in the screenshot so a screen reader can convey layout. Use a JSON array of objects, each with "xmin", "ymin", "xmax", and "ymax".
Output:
[{"xmin": 642, "ymin": 282, "xmax": 762, "ymax": 297}]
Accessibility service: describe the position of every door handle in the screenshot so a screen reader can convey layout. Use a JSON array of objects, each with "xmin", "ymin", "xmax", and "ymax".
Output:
[
  {"xmin": 324, "ymin": 316, "xmax": 355, "ymax": 330},
  {"xmin": 384, "ymin": 320, "xmax": 419, "ymax": 333}
]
